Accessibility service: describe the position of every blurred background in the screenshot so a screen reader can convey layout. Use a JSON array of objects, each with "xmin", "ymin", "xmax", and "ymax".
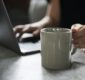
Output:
[{"xmin": 4, "ymin": 0, "xmax": 48, "ymax": 26}]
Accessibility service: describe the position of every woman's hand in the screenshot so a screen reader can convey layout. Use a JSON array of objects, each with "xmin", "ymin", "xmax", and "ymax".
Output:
[
  {"xmin": 71, "ymin": 23, "xmax": 85, "ymax": 48},
  {"xmin": 13, "ymin": 16, "xmax": 54, "ymax": 39},
  {"xmin": 13, "ymin": 23, "xmax": 43, "ymax": 39}
]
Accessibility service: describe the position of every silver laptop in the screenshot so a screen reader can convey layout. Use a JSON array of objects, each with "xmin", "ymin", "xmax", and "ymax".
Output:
[{"xmin": 0, "ymin": 0, "xmax": 41, "ymax": 55}]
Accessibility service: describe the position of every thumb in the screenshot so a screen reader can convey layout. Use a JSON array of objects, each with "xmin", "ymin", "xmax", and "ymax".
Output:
[
  {"xmin": 71, "ymin": 23, "xmax": 83, "ymax": 33},
  {"xmin": 33, "ymin": 29, "xmax": 40, "ymax": 37}
]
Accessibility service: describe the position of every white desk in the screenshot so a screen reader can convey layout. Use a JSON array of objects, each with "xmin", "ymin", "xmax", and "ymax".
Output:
[{"xmin": 0, "ymin": 46, "xmax": 85, "ymax": 80}]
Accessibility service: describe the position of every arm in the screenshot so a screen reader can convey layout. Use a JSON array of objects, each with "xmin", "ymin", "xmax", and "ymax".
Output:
[
  {"xmin": 14, "ymin": 0, "xmax": 60, "ymax": 37},
  {"xmin": 36, "ymin": 0, "xmax": 60, "ymax": 28}
]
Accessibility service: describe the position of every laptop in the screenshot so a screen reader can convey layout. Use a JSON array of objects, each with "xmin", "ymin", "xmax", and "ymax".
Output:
[{"xmin": 0, "ymin": 0, "xmax": 41, "ymax": 55}]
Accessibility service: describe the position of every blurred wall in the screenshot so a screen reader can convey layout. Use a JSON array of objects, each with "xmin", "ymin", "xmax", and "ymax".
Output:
[
  {"xmin": 4, "ymin": 0, "xmax": 48, "ymax": 26},
  {"xmin": 4, "ymin": 0, "xmax": 30, "ymax": 26},
  {"xmin": 29, "ymin": 0, "xmax": 48, "ymax": 23}
]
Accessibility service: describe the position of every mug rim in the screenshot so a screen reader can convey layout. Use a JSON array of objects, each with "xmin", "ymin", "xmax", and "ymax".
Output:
[{"xmin": 41, "ymin": 28, "xmax": 71, "ymax": 33}]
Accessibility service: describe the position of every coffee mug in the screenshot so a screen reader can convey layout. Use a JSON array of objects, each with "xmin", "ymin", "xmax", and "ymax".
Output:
[{"xmin": 40, "ymin": 28, "xmax": 75, "ymax": 70}]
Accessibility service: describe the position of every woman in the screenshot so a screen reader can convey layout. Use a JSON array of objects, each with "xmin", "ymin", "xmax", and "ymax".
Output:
[{"xmin": 14, "ymin": 0, "xmax": 85, "ymax": 48}]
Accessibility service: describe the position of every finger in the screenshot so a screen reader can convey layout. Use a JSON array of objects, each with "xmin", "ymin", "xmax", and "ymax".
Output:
[
  {"xmin": 17, "ymin": 33, "xmax": 23, "ymax": 41},
  {"xmin": 71, "ymin": 23, "xmax": 83, "ymax": 32},
  {"xmin": 71, "ymin": 23, "xmax": 83, "ymax": 30},
  {"xmin": 33, "ymin": 29, "xmax": 40, "ymax": 37},
  {"xmin": 13, "ymin": 25, "xmax": 23, "ymax": 33},
  {"xmin": 73, "ymin": 36, "xmax": 85, "ymax": 44},
  {"xmin": 22, "ymin": 27, "xmax": 32, "ymax": 33},
  {"xmin": 74, "ymin": 44, "xmax": 85, "ymax": 48},
  {"xmin": 75, "ymin": 25, "xmax": 85, "ymax": 38},
  {"xmin": 72, "ymin": 24, "xmax": 84, "ymax": 38},
  {"xmin": 13, "ymin": 26, "xmax": 24, "ymax": 40},
  {"xmin": 71, "ymin": 24, "xmax": 82, "ymax": 39},
  {"xmin": 22, "ymin": 25, "xmax": 37, "ymax": 33}
]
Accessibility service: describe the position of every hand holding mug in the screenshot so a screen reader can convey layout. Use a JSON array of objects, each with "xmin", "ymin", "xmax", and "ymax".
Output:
[{"xmin": 71, "ymin": 24, "xmax": 85, "ymax": 48}]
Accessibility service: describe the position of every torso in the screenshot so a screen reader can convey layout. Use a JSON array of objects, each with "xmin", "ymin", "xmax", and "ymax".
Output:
[
  {"xmin": 60, "ymin": 0, "xmax": 85, "ymax": 28},
  {"xmin": 47, "ymin": 0, "xmax": 85, "ymax": 28}
]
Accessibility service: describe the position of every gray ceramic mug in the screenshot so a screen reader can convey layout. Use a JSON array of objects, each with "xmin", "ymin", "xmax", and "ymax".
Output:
[{"xmin": 40, "ymin": 28, "xmax": 74, "ymax": 70}]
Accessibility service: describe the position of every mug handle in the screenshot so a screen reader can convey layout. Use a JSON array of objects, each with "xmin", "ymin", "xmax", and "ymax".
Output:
[
  {"xmin": 70, "ymin": 30, "xmax": 77, "ymax": 55},
  {"xmin": 71, "ymin": 45, "xmax": 77, "ymax": 55}
]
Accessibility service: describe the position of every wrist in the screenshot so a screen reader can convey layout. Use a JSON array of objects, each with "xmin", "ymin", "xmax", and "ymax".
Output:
[{"xmin": 39, "ymin": 16, "xmax": 58, "ymax": 28}]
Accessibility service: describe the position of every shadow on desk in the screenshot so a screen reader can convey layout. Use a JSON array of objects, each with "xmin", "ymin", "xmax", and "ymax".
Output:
[
  {"xmin": 42, "ymin": 49, "xmax": 85, "ymax": 74},
  {"xmin": 0, "ymin": 45, "xmax": 20, "ymax": 59}
]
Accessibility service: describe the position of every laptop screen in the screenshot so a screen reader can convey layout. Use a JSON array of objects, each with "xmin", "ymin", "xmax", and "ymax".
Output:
[{"xmin": 0, "ymin": 0, "xmax": 41, "ymax": 55}]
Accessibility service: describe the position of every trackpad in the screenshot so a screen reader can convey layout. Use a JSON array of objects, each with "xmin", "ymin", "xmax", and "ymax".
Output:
[{"xmin": 18, "ymin": 40, "xmax": 41, "ymax": 54}]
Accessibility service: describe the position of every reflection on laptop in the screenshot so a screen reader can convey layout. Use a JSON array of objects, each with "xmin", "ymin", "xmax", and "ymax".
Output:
[{"xmin": 0, "ymin": 0, "xmax": 41, "ymax": 55}]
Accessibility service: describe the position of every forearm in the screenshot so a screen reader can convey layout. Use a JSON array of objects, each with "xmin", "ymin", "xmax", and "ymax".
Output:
[
  {"xmin": 35, "ymin": 16, "xmax": 58, "ymax": 28},
  {"xmin": 45, "ymin": 0, "xmax": 60, "ymax": 27},
  {"xmin": 32, "ymin": 0, "xmax": 60, "ymax": 28}
]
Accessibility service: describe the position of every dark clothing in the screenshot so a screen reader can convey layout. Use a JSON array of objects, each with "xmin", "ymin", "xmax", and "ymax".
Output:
[
  {"xmin": 60, "ymin": 0, "xmax": 85, "ymax": 28},
  {"xmin": 47, "ymin": 0, "xmax": 85, "ymax": 28},
  {"xmin": 47, "ymin": 0, "xmax": 50, "ymax": 3}
]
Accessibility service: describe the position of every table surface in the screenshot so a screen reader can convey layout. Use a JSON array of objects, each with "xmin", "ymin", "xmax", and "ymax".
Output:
[{"xmin": 0, "ymin": 46, "xmax": 85, "ymax": 80}]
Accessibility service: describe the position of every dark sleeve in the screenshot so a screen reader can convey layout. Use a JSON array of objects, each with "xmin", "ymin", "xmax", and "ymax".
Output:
[{"xmin": 47, "ymin": 0, "xmax": 50, "ymax": 3}]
